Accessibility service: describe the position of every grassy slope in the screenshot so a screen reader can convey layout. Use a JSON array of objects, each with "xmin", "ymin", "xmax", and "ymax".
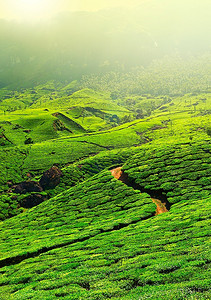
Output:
[
  {"xmin": 0, "ymin": 172, "xmax": 210, "ymax": 299},
  {"xmin": 123, "ymin": 141, "xmax": 211, "ymax": 204},
  {"xmin": 0, "ymin": 90, "xmax": 210, "ymax": 219},
  {"xmin": 0, "ymin": 86, "xmax": 210, "ymax": 299}
]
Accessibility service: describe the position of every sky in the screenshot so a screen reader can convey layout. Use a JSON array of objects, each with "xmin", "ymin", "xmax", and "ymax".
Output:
[{"xmin": 0, "ymin": 0, "xmax": 144, "ymax": 22}]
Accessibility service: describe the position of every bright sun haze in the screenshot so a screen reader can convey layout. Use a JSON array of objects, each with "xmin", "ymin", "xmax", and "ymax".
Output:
[
  {"xmin": 0, "ymin": 0, "xmax": 61, "ymax": 22},
  {"xmin": 0, "ymin": 0, "xmax": 143, "ymax": 22}
]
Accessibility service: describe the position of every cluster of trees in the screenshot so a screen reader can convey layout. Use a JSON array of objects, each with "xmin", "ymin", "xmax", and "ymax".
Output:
[{"xmin": 81, "ymin": 55, "xmax": 210, "ymax": 96}]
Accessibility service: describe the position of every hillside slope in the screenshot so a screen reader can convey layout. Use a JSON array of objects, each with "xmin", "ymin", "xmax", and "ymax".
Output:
[
  {"xmin": 0, "ymin": 85, "xmax": 210, "ymax": 299},
  {"xmin": 0, "ymin": 169, "xmax": 210, "ymax": 299}
]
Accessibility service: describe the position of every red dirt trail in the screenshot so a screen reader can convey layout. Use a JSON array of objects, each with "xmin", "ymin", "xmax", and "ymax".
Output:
[{"xmin": 110, "ymin": 167, "xmax": 168, "ymax": 215}]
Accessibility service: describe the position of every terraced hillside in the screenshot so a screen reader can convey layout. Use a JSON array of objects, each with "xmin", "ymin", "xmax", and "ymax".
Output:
[
  {"xmin": 0, "ymin": 84, "xmax": 210, "ymax": 299},
  {"xmin": 0, "ymin": 149, "xmax": 210, "ymax": 299},
  {"xmin": 123, "ymin": 141, "xmax": 211, "ymax": 205}
]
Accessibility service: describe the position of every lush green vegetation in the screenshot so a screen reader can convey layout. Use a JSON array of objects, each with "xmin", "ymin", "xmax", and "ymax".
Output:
[
  {"xmin": 0, "ymin": 77, "xmax": 210, "ymax": 299},
  {"xmin": 0, "ymin": 173, "xmax": 210, "ymax": 299},
  {"xmin": 123, "ymin": 141, "xmax": 211, "ymax": 204},
  {"xmin": 0, "ymin": 0, "xmax": 210, "ymax": 297},
  {"xmin": 81, "ymin": 55, "xmax": 210, "ymax": 97}
]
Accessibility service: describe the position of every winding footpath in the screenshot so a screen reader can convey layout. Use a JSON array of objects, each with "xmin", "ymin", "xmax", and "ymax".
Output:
[{"xmin": 110, "ymin": 167, "xmax": 168, "ymax": 215}]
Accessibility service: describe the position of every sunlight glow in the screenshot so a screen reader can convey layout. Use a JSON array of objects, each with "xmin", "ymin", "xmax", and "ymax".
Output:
[
  {"xmin": 0, "ymin": 0, "xmax": 145, "ymax": 22},
  {"xmin": 21, "ymin": 0, "xmax": 44, "ymax": 8},
  {"xmin": 1, "ymin": 0, "xmax": 59, "ymax": 22},
  {"xmin": 15, "ymin": 0, "xmax": 51, "ymax": 20}
]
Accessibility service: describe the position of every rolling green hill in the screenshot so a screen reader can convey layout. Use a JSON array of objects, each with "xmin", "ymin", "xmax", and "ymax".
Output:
[
  {"xmin": 0, "ymin": 82, "xmax": 210, "ymax": 299},
  {"xmin": 0, "ymin": 0, "xmax": 210, "ymax": 297},
  {"xmin": 0, "ymin": 162, "xmax": 210, "ymax": 299}
]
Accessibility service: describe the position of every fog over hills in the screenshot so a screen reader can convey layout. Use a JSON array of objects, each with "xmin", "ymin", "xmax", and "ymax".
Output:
[{"xmin": 0, "ymin": 0, "xmax": 210, "ymax": 87}]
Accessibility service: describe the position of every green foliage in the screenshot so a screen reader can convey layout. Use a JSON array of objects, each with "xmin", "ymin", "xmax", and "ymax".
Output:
[
  {"xmin": 123, "ymin": 141, "xmax": 211, "ymax": 204},
  {"xmin": 0, "ymin": 147, "xmax": 28, "ymax": 192},
  {"xmin": 0, "ymin": 177, "xmax": 210, "ymax": 299},
  {"xmin": 0, "ymin": 171, "xmax": 155, "ymax": 259},
  {"xmin": 81, "ymin": 56, "xmax": 210, "ymax": 96},
  {"xmin": 0, "ymin": 1, "xmax": 210, "ymax": 296},
  {"xmin": 206, "ymin": 126, "xmax": 211, "ymax": 137},
  {"xmin": 0, "ymin": 82, "xmax": 210, "ymax": 299}
]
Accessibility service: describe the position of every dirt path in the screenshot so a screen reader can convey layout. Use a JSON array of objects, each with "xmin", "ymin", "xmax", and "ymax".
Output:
[
  {"xmin": 110, "ymin": 167, "xmax": 168, "ymax": 215},
  {"xmin": 151, "ymin": 198, "xmax": 168, "ymax": 215},
  {"xmin": 110, "ymin": 167, "xmax": 126, "ymax": 181}
]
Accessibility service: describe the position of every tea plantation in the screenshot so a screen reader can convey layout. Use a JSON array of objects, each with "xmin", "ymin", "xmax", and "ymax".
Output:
[{"xmin": 0, "ymin": 84, "xmax": 210, "ymax": 299}]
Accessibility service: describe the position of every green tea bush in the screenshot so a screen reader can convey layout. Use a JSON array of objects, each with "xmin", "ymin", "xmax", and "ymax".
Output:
[{"xmin": 123, "ymin": 141, "xmax": 211, "ymax": 204}]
